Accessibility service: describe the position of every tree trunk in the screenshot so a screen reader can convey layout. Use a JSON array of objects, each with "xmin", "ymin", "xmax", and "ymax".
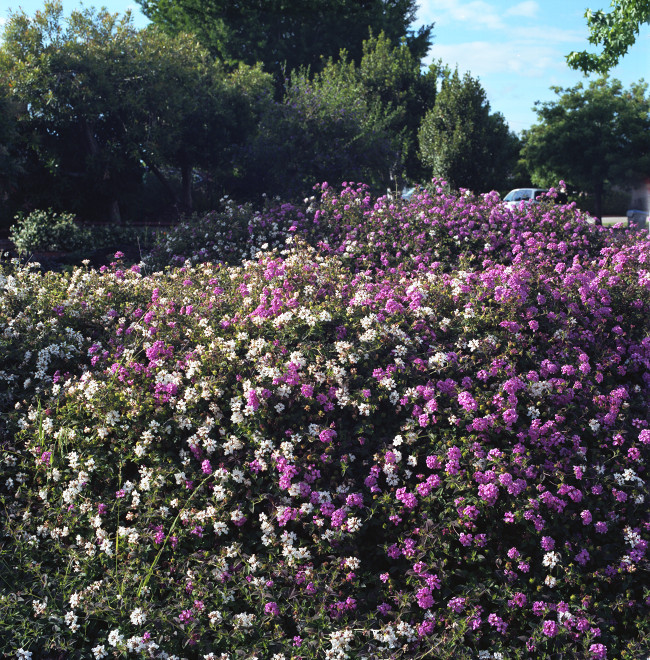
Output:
[
  {"xmin": 593, "ymin": 181, "xmax": 603, "ymax": 225},
  {"xmin": 181, "ymin": 161, "xmax": 193, "ymax": 214},
  {"xmin": 109, "ymin": 198, "xmax": 122, "ymax": 225},
  {"xmin": 142, "ymin": 155, "xmax": 181, "ymax": 208},
  {"xmin": 82, "ymin": 119, "xmax": 122, "ymax": 224}
]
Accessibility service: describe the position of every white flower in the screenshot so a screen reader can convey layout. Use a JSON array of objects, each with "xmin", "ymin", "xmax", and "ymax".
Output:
[
  {"xmin": 92, "ymin": 645, "xmax": 108, "ymax": 659},
  {"xmin": 344, "ymin": 556, "xmax": 360, "ymax": 570},
  {"xmin": 16, "ymin": 650, "xmax": 32, "ymax": 660},
  {"xmin": 208, "ymin": 610, "xmax": 223, "ymax": 625},
  {"xmin": 542, "ymin": 551, "xmax": 561, "ymax": 569},
  {"xmin": 64, "ymin": 611, "xmax": 78, "ymax": 627},
  {"xmin": 428, "ymin": 352, "xmax": 448, "ymax": 367},
  {"xmin": 130, "ymin": 607, "xmax": 147, "ymax": 625},
  {"xmin": 32, "ymin": 598, "xmax": 47, "ymax": 616},
  {"xmin": 233, "ymin": 612, "xmax": 256, "ymax": 628},
  {"xmin": 107, "ymin": 629, "xmax": 124, "ymax": 647}
]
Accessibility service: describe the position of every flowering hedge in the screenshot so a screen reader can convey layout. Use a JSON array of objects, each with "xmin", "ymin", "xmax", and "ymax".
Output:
[{"xmin": 1, "ymin": 184, "xmax": 648, "ymax": 660}]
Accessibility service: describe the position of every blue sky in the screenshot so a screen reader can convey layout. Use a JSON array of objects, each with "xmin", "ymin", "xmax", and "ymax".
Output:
[
  {"xmin": 2, "ymin": 0, "xmax": 649, "ymax": 134},
  {"xmin": 417, "ymin": 0, "xmax": 650, "ymax": 132}
]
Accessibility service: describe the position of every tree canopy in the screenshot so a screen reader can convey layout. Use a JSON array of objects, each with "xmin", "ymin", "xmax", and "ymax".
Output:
[
  {"xmin": 136, "ymin": 0, "xmax": 433, "ymax": 81},
  {"xmin": 0, "ymin": 1, "xmax": 273, "ymax": 221},
  {"xmin": 567, "ymin": 0, "xmax": 650, "ymax": 73},
  {"xmin": 521, "ymin": 76, "xmax": 650, "ymax": 220}
]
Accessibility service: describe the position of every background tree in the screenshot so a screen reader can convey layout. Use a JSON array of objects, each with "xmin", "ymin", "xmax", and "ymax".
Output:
[
  {"xmin": 130, "ymin": 31, "xmax": 273, "ymax": 213},
  {"xmin": 0, "ymin": 82, "xmax": 23, "ymax": 225},
  {"xmin": 231, "ymin": 31, "xmax": 445, "ymax": 200},
  {"xmin": 418, "ymin": 68, "xmax": 519, "ymax": 192},
  {"xmin": 0, "ymin": 1, "xmax": 272, "ymax": 223},
  {"xmin": 521, "ymin": 76, "xmax": 650, "ymax": 221},
  {"xmin": 136, "ymin": 0, "xmax": 433, "ymax": 82},
  {"xmin": 233, "ymin": 60, "xmax": 398, "ymax": 200},
  {"xmin": 567, "ymin": 0, "xmax": 650, "ymax": 73},
  {"xmin": 354, "ymin": 32, "xmax": 439, "ymax": 184},
  {"xmin": 1, "ymin": 2, "xmax": 153, "ymax": 223}
]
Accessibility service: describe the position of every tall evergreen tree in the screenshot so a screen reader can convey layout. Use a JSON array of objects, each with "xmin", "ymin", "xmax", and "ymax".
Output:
[
  {"xmin": 136, "ymin": 0, "xmax": 433, "ymax": 80},
  {"xmin": 418, "ymin": 68, "xmax": 519, "ymax": 192}
]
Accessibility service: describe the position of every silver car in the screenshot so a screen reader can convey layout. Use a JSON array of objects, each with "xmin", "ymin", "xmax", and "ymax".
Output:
[{"xmin": 503, "ymin": 188, "xmax": 549, "ymax": 209}]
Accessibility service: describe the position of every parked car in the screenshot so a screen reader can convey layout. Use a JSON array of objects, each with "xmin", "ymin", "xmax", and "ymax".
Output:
[{"xmin": 503, "ymin": 188, "xmax": 549, "ymax": 209}]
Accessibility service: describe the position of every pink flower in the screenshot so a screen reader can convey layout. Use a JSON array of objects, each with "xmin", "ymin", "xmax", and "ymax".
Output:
[
  {"xmin": 458, "ymin": 391, "xmax": 477, "ymax": 412},
  {"xmin": 502, "ymin": 408, "xmax": 518, "ymax": 426},
  {"xmin": 508, "ymin": 592, "xmax": 527, "ymax": 608},
  {"xmin": 541, "ymin": 536, "xmax": 555, "ymax": 551},
  {"xmin": 396, "ymin": 487, "xmax": 418, "ymax": 509},
  {"xmin": 589, "ymin": 643, "xmax": 607, "ymax": 659},
  {"xmin": 488, "ymin": 613, "xmax": 507, "ymax": 633},
  {"xmin": 542, "ymin": 620, "xmax": 558, "ymax": 637},
  {"xmin": 319, "ymin": 428, "xmax": 337, "ymax": 443},
  {"xmin": 264, "ymin": 602, "xmax": 280, "ymax": 616},
  {"xmin": 478, "ymin": 483, "xmax": 499, "ymax": 505},
  {"xmin": 416, "ymin": 587, "xmax": 435, "ymax": 608},
  {"xmin": 459, "ymin": 533, "xmax": 473, "ymax": 547}
]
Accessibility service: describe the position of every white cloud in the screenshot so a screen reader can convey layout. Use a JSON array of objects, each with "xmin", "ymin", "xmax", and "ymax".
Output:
[
  {"xmin": 510, "ymin": 24, "xmax": 586, "ymax": 43},
  {"xmin": 426, "ymin": 38, "xmax": 562, "ymax": 78},
  {"xmin": 419, "ymin": 0, "xmax": 505, "ymax": 30},
  {"xmin": 504, "ymin": 1, "xmax": 539, "ymax": 18}
]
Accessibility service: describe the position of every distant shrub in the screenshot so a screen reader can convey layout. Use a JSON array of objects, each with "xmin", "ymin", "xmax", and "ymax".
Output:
[
  {"xmin": 9, "ymin": 209, "xmax": 91, "ymax": 253},
  {"xmin": 144, "ymin": 198, "xmax": 305, "ymax": 270}
]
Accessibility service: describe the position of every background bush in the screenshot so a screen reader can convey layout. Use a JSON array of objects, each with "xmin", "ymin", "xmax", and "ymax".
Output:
[{"xmin": 9, "ymin": 209, "xmax": 91, "ymax": 253}]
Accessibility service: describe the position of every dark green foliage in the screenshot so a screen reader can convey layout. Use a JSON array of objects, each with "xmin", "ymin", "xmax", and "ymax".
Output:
[
  {"xmin": 354, "ymin": 33, "xmax": 439, "ymax": 183},
  {"xmin": 0, "ymin": 1, "xmax": 274, "ymax": 222},
  {"xmin": 418, "ymin": 68, "xmax": 520, "ymax": 192},
  {"xmin": 231, "ymin": 63, "xmax": 398, "ymax": 200},
  {"xmin": 0, "ymin": 82, "xmax": 23, "ymax": 229},
  {"xmin": 137, "ymin": 0, "xmax": 433, "ymax": 82},
  {"xmin": 521, "ymin": 76, "xmax": 650, "ymax": 220}
]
